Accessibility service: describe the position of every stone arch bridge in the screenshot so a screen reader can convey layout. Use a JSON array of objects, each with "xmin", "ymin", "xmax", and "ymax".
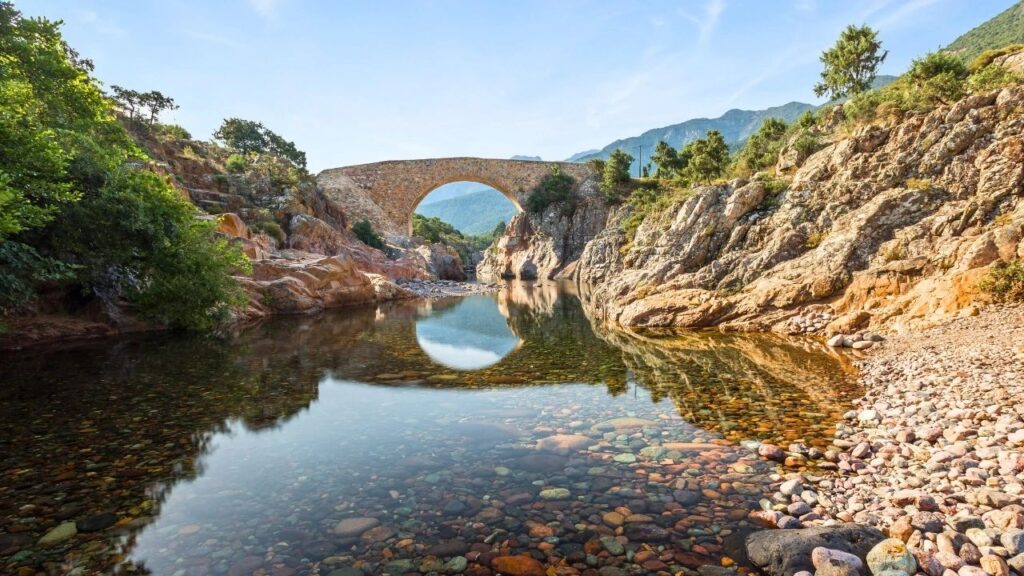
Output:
[{"xmin": 317, "ymin": 158, "xmax": 596, "ymax": 235}]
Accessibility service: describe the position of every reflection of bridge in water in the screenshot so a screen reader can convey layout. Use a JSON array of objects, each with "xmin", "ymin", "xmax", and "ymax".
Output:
[{"xmin": 0, "ymin": 282, "xmax": 858, "ymax": 574}]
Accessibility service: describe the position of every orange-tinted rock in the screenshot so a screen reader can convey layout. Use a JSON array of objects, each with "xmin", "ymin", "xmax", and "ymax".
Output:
[{"xmin": 490, "ymin": 555, "xmax": 546, "ymax": 576}]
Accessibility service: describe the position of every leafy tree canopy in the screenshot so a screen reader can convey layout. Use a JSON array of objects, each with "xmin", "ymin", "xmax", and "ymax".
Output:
[
  {"xmin": 214, "ymin": 118, "xmax": 307, "ymax": 169},
  {"xmin": 814, "ymin": 24, "xmax": 888, "ymax": 99},
  {"xmin": 0, "ymin": 2, "xmax": 247, "ymax": 330}
]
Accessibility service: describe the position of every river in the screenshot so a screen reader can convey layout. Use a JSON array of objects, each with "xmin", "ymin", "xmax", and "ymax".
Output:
[{"xmin": 0, "ymin": 282, "xmax": 858, "ymax": 575}]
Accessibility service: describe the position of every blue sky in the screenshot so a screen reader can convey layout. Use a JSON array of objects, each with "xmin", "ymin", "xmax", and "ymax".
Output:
[{"xmin": 18, "ymin": 0, "xmax": 1010, "ymax": 172}]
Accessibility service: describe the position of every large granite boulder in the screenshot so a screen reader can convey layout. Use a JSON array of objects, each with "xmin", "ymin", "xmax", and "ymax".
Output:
[{"xmin": 743, "ymin": 525, "xmax": 885, "ymax": 576}]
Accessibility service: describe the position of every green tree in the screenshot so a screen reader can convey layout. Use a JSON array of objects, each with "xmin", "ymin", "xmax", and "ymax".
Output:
[
  {"xmin": 907, "ymin": 51, "xmax": 969, "ymax": 105},
  {"xmin": 684, "ymin": 130, "xmax": 730, "ymax": 184},
  {"xmin": 213, "ymin": 117, "xmax": 306, "ymax": 169},
  {"xmin": 601, "ymin": 149, "xmax": 633, "ymax": 203},
  {"xmin": 0, "ymin": 3, "xmax": 247, "ymax": 329},
  {"xmin": 814, "ymin": 24, "xmax": 888, "ymax": 99},
  {"xmin": 735, "ymin": 117, "xmax": 788, "ymax": 174},
  {"xmin": 214, "ymin": 118, "xmax": 268, "ymax": 154},
  {"xmin": 352, "ymin": 219, "xmax": 385, "ymax": 250},
  {"xmin": 139, "ymin": 90, "xmax": 178, "ymax": 123},
  {"xmin": 525, "ymin": 166, "xmax": 575, "ymax": 214},
  {"xmin": 651, "ymin": 141, "xmax": 684, "ymax": 178},
  {"xmin": 110, "ymin": 85, "xmax": 143, "ymax": 122}
]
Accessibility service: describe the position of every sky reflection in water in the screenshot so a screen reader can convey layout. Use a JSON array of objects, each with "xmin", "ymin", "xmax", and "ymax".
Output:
[{"xmin": 0, "ymin": 282, "xmax": 858, "ymax": 575}]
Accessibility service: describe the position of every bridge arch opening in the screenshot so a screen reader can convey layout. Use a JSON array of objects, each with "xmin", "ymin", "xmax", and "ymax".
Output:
[{"xmin": 411, "ymin": 180, "xmax": 521, "ymax": 238}]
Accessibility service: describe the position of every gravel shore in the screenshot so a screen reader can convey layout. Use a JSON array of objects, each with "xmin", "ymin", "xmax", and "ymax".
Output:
[
  {"xmin": 752, "ymin": 304, "xmax": 1024, "ymax": 576},
  {"xmin": 399, "ymin": 279, "xmax": 502, "ymax": 299}
]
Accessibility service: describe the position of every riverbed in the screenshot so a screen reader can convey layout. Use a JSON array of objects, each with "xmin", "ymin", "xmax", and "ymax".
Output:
[{"xmin": 0, "ymin": 282, "xmax": 859, "ymax": 575}]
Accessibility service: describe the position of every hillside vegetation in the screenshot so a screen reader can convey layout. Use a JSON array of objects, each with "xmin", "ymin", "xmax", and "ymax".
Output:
[
  {"xmin": 945, "ymin": 1, "xmax": 1024, "ymax": 62},
  {"xmin": 0, "ymin": 4, "xmax": 248, "ymax": 332},
  {"xmin": 571, "ymin": 102, "xmax": 815, "ymax": 170},
  {"xmin": 415, "ymin": 188, "xmax": 517, "ymax": 235}
]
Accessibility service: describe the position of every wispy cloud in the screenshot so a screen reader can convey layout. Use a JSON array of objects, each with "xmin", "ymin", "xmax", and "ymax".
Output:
[
  {"xmin": 793, "ymin": 0, "xmax": 817, "ymax": 13},
  {"xmin": 77, "ymin": 9, "xmax": 125, "ymax": 37},
  {"xmin": 188, "ymin": 31, "xmax": 246, "ymax": 50},
  {"xmin": 248, "ymin": 0, "xmax": 282, "ymax": 18},
  {"xmin": 679, "ymin": 0, "xmax": 726, "ymax": 48},
  {"xmin": 872, "ymin": 0, "xmax": 943, "ymax": 30}
]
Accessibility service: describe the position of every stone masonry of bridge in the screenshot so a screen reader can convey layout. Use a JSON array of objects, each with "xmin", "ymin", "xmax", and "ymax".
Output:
[{"xmin": 317, "ymin": 158, "xmax": 597, "ymax": 235}]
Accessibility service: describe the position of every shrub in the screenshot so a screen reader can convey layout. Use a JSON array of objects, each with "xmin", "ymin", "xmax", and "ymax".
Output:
[
  {"xmin": 968, "ymin": 63, "xmax": 1023, "ymax": 93},
  {"xmin": 979, "ymin": 260, "xmax": 1024, "ymax": 301},
  {"xmin": 352, "ymin": 219, "xmax": 385, "ymax": 250},
  {"xmin": 805, "ymin": 231, "xmax": 824, "ymax": 249},
  {"xmin": 905, "ymin": 52, "xmax": 968, "ymax": 108},
  {"xmin": 735, "ymin": 118, "xmax": 788, "ymax": 174},
  {"xmin": 793, "ymin": 132, "xmax": 823, "ymax": 158},
  {"xmin": 844, "ymin": 86, "xmax": 908, "ymax": 124},
  {"xmin": 526, "ymin": 166, "xmax": 576, "ymax": 214},
  {"xmin": 251, "ymin": 220, "xmax": 286, "ymax": 245},
  {"xmin": 796, "ymin": 110, "xmax": 817, "ymax": 129},
  {"xmin": 225, "ymin": 153, "xmax": 247, "ymax": 174},
  {"xmin": 153, "ymin": 123, "xmax": 191, "ymax": 141},
  {"xmin": 968, "ymin": 44, "xmax": 1024, "ymax": 73}
]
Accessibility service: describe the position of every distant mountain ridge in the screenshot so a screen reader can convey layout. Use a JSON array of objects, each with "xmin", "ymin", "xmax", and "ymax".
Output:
[
  {"xmin": 415, "ymin": 188, "xmax": 517, "ymax": 235},
  {"xmin": 944, "ymin": 1, "xmax": 1024, "ymax": 63},
  {"xmin": 569, "ymin": 101, "xmax": 815, "ymax": 169}
]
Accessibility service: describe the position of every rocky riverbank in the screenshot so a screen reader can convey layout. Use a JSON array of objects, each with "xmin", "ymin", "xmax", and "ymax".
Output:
[
  {"xmin": 742, "ymin": 303, "xmax": 1024, "ymax": 576},
  {"xmin": 399, "ymin": 279, "xmax": 502, "ymax": 299}
]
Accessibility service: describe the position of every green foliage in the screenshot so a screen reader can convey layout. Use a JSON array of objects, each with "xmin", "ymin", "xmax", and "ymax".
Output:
[
  {"xmin": 526, "ymin": 166, "xmax": 577, "ymax": 214},
  {"xmin": 906, "ymin": 51, "xmax": 969, "ymax": 105},
  {"xmin": 796, "ymin": 110, "xmax": 818, "ymax": 129},
  {"xmin": 814, "ymin": 24, "xmax": 888, "ymax": 99},
  {"xmin": 793, "ymin": 132, "xmax": 823, "ymax": 158},
  {"xmin": 152, "ymin": 123, "xmax": 191, "ymax": 141},
  {"xmin": 352, "ymin": 219, "xmax": 385, "ymax": 250},
  {"xmin": 0, "ymin": 4, "xmax": 247, "ymax": 329},
  {"xmin": 109, "ymin": 85, "xmax": 178, "ymax": 124},
  {"xmin": 412, "ymin": 213, "xmax": 502, "ymax": 263},
  {"xmin": 734, "ymin": 118, "xmax": 787, "ymax": 174},
  {"xmin": 619, "ymin": 180, "xmax": 692, "ymax": 245},
  {"xmin": 944, "ymin": 1, "xmax": 1024, "ymax": 64},
  {"xmin": 651, "ymin": 140, "xmax": 684, "ymax": 178},
  {"xmin": 601, "ymin": 149, "xmax": 634, "ymax": 203},
  {"xmin": 251, "ymin": 220, "xmax": 285, "ymax": 245},
  {"xmin": 683, "ymin": 130, "xmax": 730, "ymax": 183},
  {"xmin": 412, "ymin": 214, "xmax": 459, "ymax": 244},
  {"xmin": 969, "ymin": 44, "xmax": 1024, "ymax": 72},
  {"xmin": 225, "ymin": 153, "xmax": 247, "ymax": 174},
  {"xmin": 979, "ymin": 259, "xmax": 1024, "ymax": 302},
  {"xmin": 968, "ymin": 62, "xmax": 1023, "ymax": 92},
  {"xmin": 214, "ymin": 118, "xmax": 307, "ymax": 169}
]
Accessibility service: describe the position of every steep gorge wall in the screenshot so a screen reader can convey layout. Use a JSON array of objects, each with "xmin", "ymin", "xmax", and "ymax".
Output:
[
  {"xmin": 477, "ymin": 178, "xmax": 610, "ymax": 282},
  {"xmin": 575, "ymin": 86, "xmax": 1024, "ymax": 334}
]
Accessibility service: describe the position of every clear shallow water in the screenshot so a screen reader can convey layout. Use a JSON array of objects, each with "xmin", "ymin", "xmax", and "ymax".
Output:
[{"xmin": 0, "ymin": 282, "xmax": 858, "ymax": 575}]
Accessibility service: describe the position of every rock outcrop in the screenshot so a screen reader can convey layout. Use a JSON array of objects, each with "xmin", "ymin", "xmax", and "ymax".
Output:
[
  {"xmin": 416, "ymin": 242, "xmax": 467, "ymax": 281},
  {"xmin": 219, "ymin": 218, "xmax": 416, "ymax": 320},
  {"xmin": 577, "ymin": 86, "xmax": 1024, "ymax": 334},
  {"xmin": 478, "ymin": 179, "xmax": 610, "ymax": 281}
]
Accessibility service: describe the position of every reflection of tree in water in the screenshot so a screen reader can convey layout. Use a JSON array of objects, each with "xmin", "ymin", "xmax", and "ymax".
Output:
[
  {"xmin": 588, "ymin": 325, "xmax": 860, "ymax": 447},
  {"xmin": 0, "ymin": 284, "xmax": 858, "ymax": 574},
  {"xmin": 0, "ymin": 332, "xmax": 325, "ymax": 574}
]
